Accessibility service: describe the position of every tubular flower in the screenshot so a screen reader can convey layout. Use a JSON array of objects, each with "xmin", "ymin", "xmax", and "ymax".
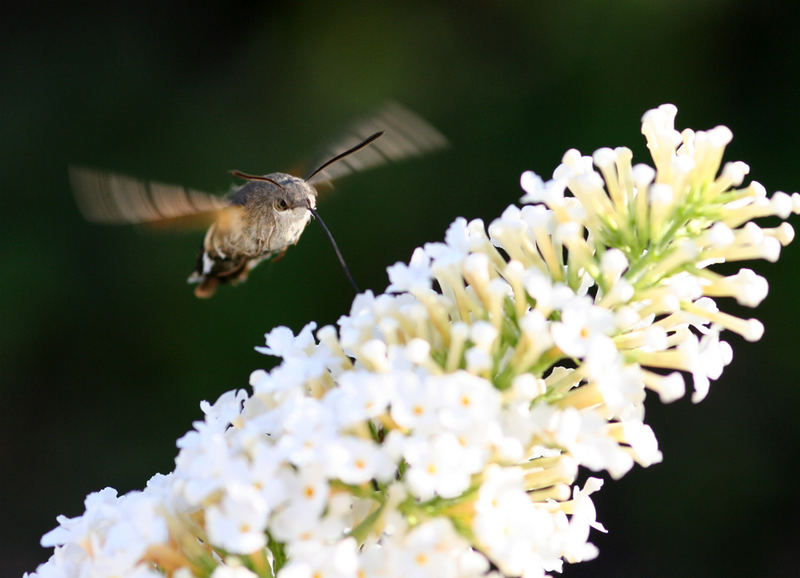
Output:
[{"xmin": 28, "ymin": 104, "xmax": 799, "ymax": 578}]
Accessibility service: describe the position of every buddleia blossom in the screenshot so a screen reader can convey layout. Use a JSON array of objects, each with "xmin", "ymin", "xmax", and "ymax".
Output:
[{"xmin": 27, "ymin": 104, "xmax": 799, "ymax": 578}]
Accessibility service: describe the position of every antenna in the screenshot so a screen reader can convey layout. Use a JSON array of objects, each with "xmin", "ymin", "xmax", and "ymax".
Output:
[
  {"xmin": 229, "ymin": 170, "xmax": 286, "ymax": 190},
  {"xmin": 308, "ymin": 206, "xmax": 360, "ymax": 294},
  {"xmin": 304, "ymin": 131, "xmax": 384, "ymax": 182}
]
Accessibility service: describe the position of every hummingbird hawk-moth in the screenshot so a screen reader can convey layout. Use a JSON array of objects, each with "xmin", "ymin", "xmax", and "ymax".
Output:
[{"xmin": 69, "ymin": 103, "xmax": 447, "ymax": 298}]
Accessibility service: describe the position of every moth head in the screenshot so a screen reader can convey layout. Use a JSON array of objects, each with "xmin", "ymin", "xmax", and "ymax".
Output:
[{"xmin": 229, "ymin": 171, "xmax": 316, "ymax": 212}]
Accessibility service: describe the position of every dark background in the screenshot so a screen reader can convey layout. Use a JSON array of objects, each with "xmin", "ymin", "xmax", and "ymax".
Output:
[{"xmin": 3, "ymin": 2, "xmax": 800, "ymax": 576}]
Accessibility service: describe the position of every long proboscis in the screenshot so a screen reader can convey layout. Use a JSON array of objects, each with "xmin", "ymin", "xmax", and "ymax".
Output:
[
  {"xmin": 304, "ymin": 131, "xmax": 384, "ymax": 182},
  {"xmin": 308, "ymin": 207, "xmax": 360, "ymax": 294}
]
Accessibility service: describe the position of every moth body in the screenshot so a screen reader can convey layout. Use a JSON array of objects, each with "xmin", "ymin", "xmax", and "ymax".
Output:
[{"xmin": 190, "ymin": 173, "xmax": 318, "ymax": 297}]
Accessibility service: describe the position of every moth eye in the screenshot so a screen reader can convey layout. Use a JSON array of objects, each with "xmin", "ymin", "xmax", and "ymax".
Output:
[{"xmin": 275, "ymin": 198, "xmax": 290, "ymax": 211}]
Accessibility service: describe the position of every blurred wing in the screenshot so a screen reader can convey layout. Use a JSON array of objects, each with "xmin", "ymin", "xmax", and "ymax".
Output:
[
  {"xmin": 69, "ymin": 166, "xmax": 229, "ymax": 226},
  {"xmin": 306, "ymin": 102, "xmax": 448, "ymax": 186}
]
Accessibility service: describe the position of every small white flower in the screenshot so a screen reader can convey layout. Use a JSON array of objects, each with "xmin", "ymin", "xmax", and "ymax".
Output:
[
  {"xmin": 280, "ymin": 538, "xmax": 359, "ymax": 578},
  {"xmin": 726, "ymin": 268, "xmax": 769, "ymax": 307},
  {"xmin": 270, "ymin": 466, "xmax": 330, "ymax": 542},
  {"xmin": 197, "ymin": 389, "xmax": 248, "ymax": 432},
  {"xmin": 256, "ymin": 322, "xmax": 318, "ymax": 359},
  {"xmin": 387, "ymin": 247, "xmax": 433, "ymax": 293},
  {"xmin": 275, "ymin": 397, "xmax": 338, "ymax": 467},
  {"xmin": 403, "ymin": 432, "xmax": 484, "ymax": 500},
  {"xmin": 389, "ymin": 371, "xmax": 445, "ymax": 433},
  {"xmin": 693, "ymin": 327, "xmax": 733, "ymax": 402},
  {"xmin": 619, "ymin": 421, "xmax": 663, "ymax": 467},
  {"xmin": 600, "ymin": 248, "xmax": 628, "ymax": 281},
  {"xmin": 325, "ymin": 436, "xmax": 396, "ymax": 485},
  {"xmin": 522, "ymin": 269, "xmax": 574, "ymax": 316},
  {"xmin": 474, "ymin": 466, "xmax": 563, "ymax": 577},
  {"xmin": 437, "ymin": 371, "xmax": 502, "ymax": 432},
  {"xmin": 391, "ymin": 519, "xmax": 474, "ymax": 578},
  {"xmin": 465, "ymin": 346, "xmax": 493, "ymax": 374},
  {"xmin": 584, "ymin": 338, "xmax": 646, "ymax": 416},
  {"xmin": 206, "ymin": 483, "xmax": 269, "ymax": 554},
  {"xmin": 559, "ymin": 477, "xmax": 606, "ymax": 563},
  {"xmin": 551, "ymin": 295, "xmax": 616, "ymax": 358},
  {"xmin": 444, "ymin": 217, "xmax": 488, "ymax": 255},
  {"xmin": 323, "ymin": 370, "xmax": 393, "ymax": 427},
  {"xmin": 175, "ymin": 432, "xmax": 250, "ymax": 505}
]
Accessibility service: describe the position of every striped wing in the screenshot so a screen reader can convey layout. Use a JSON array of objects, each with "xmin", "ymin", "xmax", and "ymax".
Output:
[
  {"xmin": 305, "ymin": 102, "xmax": 448, "ymax": 186},
  {"xmin": 69, "ymin": 166, "xmax": 229, "ymax": 225}
]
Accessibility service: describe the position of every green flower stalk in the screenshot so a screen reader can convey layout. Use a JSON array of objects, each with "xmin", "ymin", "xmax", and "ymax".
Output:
[{"xmin": 27, "ymin": 104, "xmax": 799, "ymax": 578}]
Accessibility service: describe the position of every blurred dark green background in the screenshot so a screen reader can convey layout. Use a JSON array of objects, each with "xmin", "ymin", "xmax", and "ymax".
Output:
[{"xmin": 3, "ymin": 2, "xmax": 800, "ymax": 576}]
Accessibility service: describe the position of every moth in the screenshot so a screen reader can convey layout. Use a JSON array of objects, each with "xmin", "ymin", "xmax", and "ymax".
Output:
[{"xmin": 70, "ymin": 103, "xmax": 447, "ymax": 297}]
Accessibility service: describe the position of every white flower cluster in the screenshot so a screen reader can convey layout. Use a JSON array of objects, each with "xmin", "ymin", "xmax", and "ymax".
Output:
[{"xmin": 27, "ymin": 104, "xmax": 799, "ymax": 578}]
